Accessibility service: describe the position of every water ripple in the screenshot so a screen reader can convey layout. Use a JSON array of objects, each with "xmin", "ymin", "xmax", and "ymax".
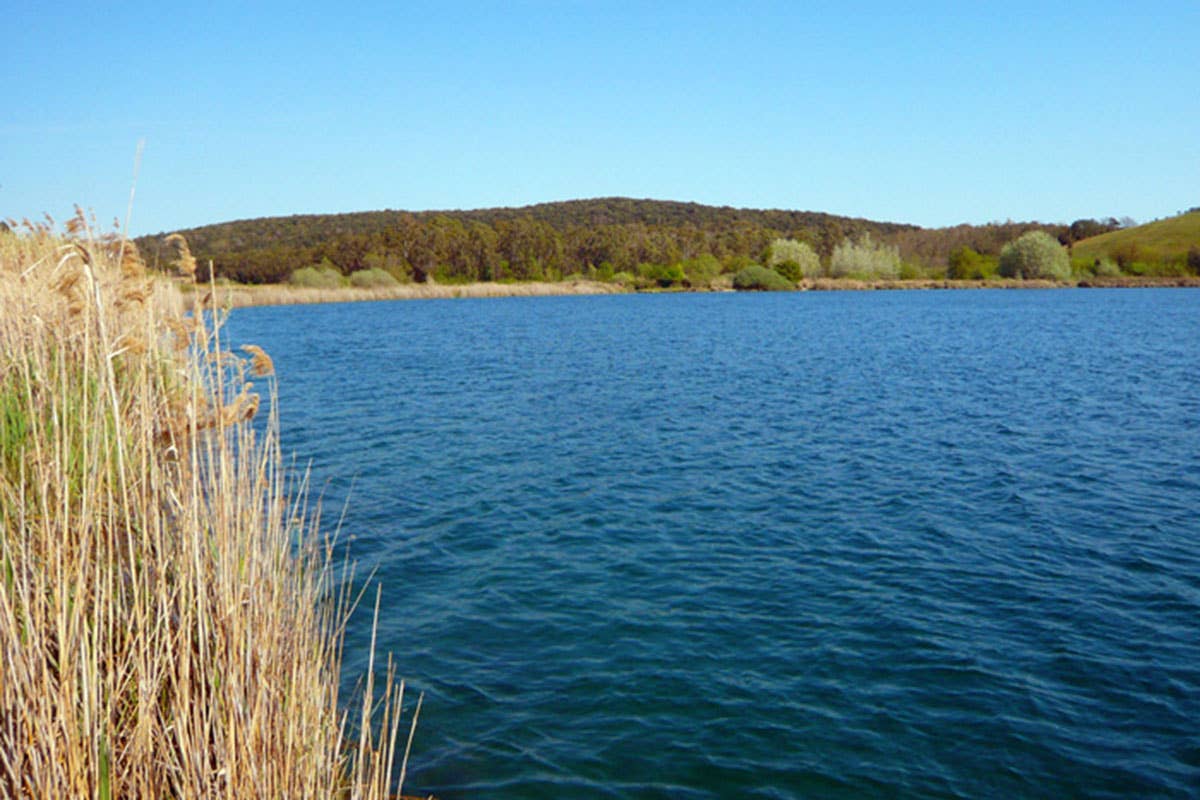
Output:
[{"xmin": 229, "ymin": 289, "xmax": 1200, "ymax": 799}]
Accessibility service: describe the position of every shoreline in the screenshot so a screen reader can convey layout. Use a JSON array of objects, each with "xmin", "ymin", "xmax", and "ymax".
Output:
[
  {"xmin": 210, "ymin": 279, "xmax": 625, "ymax": 307},
  {"xmin": 202, "ymin": 275, "xmax": 1200, "ymax": 309}
]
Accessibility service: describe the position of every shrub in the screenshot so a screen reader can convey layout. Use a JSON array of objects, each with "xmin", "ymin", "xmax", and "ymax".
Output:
[
  {"xmin": 362, "ymin": 251, "xmax": 412, "ymax": 282},
  {"xmin": 830, "ymin": 234, "xmax": 900, "ymax": 279},
  {"xmin": 732, "ymin": 265, "xmax": 793, "ymax": 291},
  {"xmin": 637, "ymin": 261, "xmax": 685, "ymax": 287},
  {"xmin": 290, "ymin": 262, "xmax": 345, "ymax": 288},
  {"xmin": 766, "ymin": 238, "xmax": 821, "ymax": 280},
  {"xmin": 998, "ymin": 231, "xmax": 1071, "ymax": 280},
  {"xmin": 1188, "ymin": 247, "xmax": 1200, "ymax": 275},
  {"xmin": 348, "ymin": 267, "xmax": 399, "ymax": 288},
  {"xmin": 682, "ymin": 254, "xmax": 722, "ymax": 287},
  {"xmin": 722, "ymin": 254, "xmax": 759, "ymax": 274},
  {"xmin": 1111, "ymin": 242, "xmax": 1144, "ymax": 271},
  {"xmin": 947, "ymin": 246, "xmax": 987, "ymax": 279},
  {"xmin": 431, "ymin": 265, "xmax": 473, "ymax": 284},
  {"xmin": 1092, "ymin": 257, "xmax": 1121, "ymax": 277}
]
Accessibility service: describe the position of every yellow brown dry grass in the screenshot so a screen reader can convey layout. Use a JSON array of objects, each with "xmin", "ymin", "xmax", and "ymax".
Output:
[
  {"xmin": 202, "ymin": 279, "xmax": 625, "ymax": 308},
  {"xmin": 0, "ymin": 216, "xmax": 412, "ymax": 798}
]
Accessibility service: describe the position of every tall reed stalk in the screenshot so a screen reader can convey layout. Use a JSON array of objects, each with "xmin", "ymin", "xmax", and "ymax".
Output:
[{"xmin": 0, "ymin": 214, "xmax": 414, "ymax": 798}]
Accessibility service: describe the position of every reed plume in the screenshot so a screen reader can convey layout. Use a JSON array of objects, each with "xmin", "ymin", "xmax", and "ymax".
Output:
[{"xmin": 0, "ymin": 222, "xmax": 414, "ymax": 797}]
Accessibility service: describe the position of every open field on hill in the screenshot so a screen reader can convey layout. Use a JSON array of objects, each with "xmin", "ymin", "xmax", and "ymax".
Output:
[{"xmin": 1072, "ymin": 211, "xmax": 1200, "ymax": 269}]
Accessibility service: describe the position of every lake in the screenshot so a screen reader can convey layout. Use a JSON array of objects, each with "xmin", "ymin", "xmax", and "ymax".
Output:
[{"xmin": 226, "ymin": 289, "xmax": 1200, "ymax": 799}]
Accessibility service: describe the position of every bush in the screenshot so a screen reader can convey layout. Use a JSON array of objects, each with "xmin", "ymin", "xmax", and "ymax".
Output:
[
  {"xmin": 1188, "ymin": 247, "xmax": 1200, "ymax": 275},
  {"xmin": 722, "ymin": 254, "xmax": 759, "ymax": 274},
  {"xmin": 637, "ymin": 262, "xmax": 685, "ymax": 287},
  {"xmin": 348, "ymin": 268, "xmax": 399, "ymax": 288},
  {"xmin": 947, "ymin": 246, "xmax": 988, "ymax": 279},
  {"xmin": 682, "ymin": 254, "xmax": 722, "ymax": 287},
  {"xmin": 830, "ymin": 234, "xmax": 900, "ymax": 278},
  {"xmin": 765, "ymin": 238, "xmax": 821, "ymax": 280},
  {"xmin": 998, "ymin": 231, "xmax": 1071, "ymax": 280},
  {"xmin": 732, "ymin": 265, "xmax": 793, "ymax": 291},
  {"xmin": 289, "ymin": 262, "xmax": 345, "ymax": 288},
  {"xmin": 362, "ymin": 251, "xmax": 412, "ymax": 282},
  {"xmin": 1111, "ymin": 242, "xmax": 1143, "ymax": 270},
  {"xmin": 1092, "ymin": 258, "xmax": 1121, "ymax": 277}
]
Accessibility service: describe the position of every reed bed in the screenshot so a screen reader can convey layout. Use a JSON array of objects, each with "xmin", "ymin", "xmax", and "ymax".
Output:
[
  {"xmin": 208, "ymin": 279, "xmax": 625, "ymax": 308},
  {"xmin": 194, "ymin": 275, "xmax": 1200, "ymax": 311},
  {"xmin": 0, "ymin": 216, "xmax": 415, "ymax": 798}
]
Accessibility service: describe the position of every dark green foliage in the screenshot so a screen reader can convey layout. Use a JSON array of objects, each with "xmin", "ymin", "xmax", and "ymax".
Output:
[
  {"xmin": 680, "ymin": 254, "xmax": 722, "ymax": 287},
  {"xmin": 722, "ymin": 254, "xmax": 760, "ymax": 274},
  {"xmin": 1064, "ymin": 218, "xmax": 1121, "ymax": 244},
  {"xmin": 1188, "ymin": 247, "xmax": 1200, "ymax": 274},
  {"xmin": 637, "ymin": 262, "xmax": 685, "ymax": 287},
  {"xmin": 732, "ymin": 265, "xmax": 793, "ymax": 291},
  {"xmin": 772, "ymin": 260, "xmax": 803, "ymax": 282},
  {"xmin": 947, "ymin": 246, "xmax": 986, "ymax": 279}
]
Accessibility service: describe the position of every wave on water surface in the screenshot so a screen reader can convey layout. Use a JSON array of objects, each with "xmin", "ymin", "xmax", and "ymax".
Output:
[{"xmin": 228, "ymin": 289, "xmax": 1200, "ymax": 799}]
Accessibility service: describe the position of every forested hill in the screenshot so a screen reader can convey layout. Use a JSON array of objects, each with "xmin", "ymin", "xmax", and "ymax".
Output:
[
  {"xmin": 136, "ymin": 197, "xmax": 1066, "ymax": 284},
  {"xmin": 428, "ymin": 197, "xmax": 909, "ymax": 232}
]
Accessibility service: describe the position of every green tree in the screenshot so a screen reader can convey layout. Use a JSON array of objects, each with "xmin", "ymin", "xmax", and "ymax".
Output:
[
  {"xmin": 732, "ymin": 265, "xmax": 793, "ymax": 291},
  {"xmin": 997, "ymin": 231, "xmax": 1070, "ymax": 280},
  {"xmin": 681, "ymin": 253, "xmax": 722, "ymax": 287},
  {"xmin": 830, "ymin": 234, "xmax": 900, "ymax": 278},
  {"xmin": 1065, "ymin": 218, "xmax": 1119, "ymax": 244},
  {"xmin": 947, "ymin": 246, "xmax": 985, "ymax": 279},
  {"xmin": 765, "ymin": 238, "xmax": 821, "ymax": 280},
  {"xmin": 637, "ymin": 262, "xmax": 685, "ymax": 287},
  {"xmin": 1187, "ymin": 246, "xmax": 1200, "ymax": 275},
  {"xmin": 362, "ymin": 250, "xmax": 412, "ymax": 282}
]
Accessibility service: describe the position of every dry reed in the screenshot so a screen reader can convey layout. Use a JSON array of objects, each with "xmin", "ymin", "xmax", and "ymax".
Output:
[
  {"xmin": 0, "ymin": 216, "xmax": 415, "ymax": 798},
  {"xmin": 207, "ymin": 279, "xmax": 625, "ymax": 308}
]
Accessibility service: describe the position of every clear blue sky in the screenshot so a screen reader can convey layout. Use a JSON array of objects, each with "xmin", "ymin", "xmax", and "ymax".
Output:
[{"xmin": 3, "ymin": 1, "xmax": 1197, "ymax": 235}]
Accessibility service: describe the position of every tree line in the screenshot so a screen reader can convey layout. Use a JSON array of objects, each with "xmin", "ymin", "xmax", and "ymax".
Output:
[{"xmin": 135, "ymin": 198, "xmax": 1098, "ymax": 285}]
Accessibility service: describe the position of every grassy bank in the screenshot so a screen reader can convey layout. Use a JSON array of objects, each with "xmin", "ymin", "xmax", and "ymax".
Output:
[
  {"xmin": 1071, "ymin": 210, "xmax": 1200, "ymax": 269},
  {"xmin": 0, "ymin": 219, "xmax": 414, "ymax": 797}
]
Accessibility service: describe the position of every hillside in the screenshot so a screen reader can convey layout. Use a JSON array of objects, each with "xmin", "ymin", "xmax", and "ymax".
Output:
[
  {"xmin": 136, "ymin": 197, "xmax": 1064, "ymax": 284},
  {"xmin": 1072, "ymin": 210, "xmax": 1200, "ymax": 268}
]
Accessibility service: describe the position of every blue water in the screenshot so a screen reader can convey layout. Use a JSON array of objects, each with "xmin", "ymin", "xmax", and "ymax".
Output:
[{"xmin": 227, "ymin": 289, "xmax": 1200, "ymax": 799}]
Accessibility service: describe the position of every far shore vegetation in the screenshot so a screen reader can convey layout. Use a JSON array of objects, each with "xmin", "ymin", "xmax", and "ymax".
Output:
[{"xmin": 122, "ymin": 199, "xmax": 1199, "ymax": 305}]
